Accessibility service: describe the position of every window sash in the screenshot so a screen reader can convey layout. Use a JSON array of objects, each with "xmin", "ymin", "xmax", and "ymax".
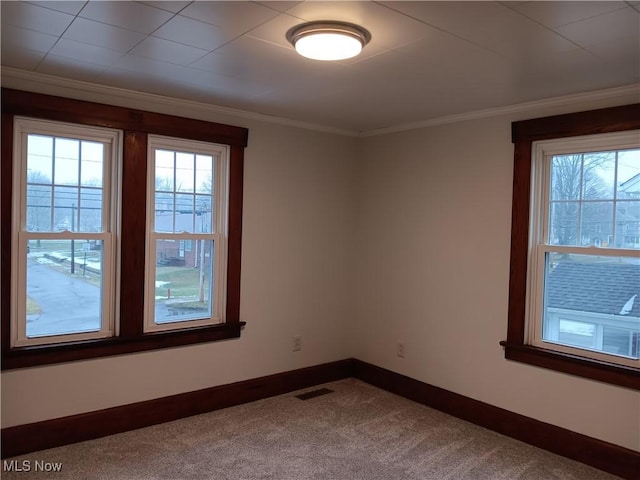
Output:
[
  {"xmin": 145, "ymin": 136, "xmax": 229, "ymax": 333},
  {"xmin": 11, "ymin": 118, "xmax": 121, "ymax": 347},
  {"xmin": 527, "ymin": 132, "xmax": 640, "ymax": 368}
]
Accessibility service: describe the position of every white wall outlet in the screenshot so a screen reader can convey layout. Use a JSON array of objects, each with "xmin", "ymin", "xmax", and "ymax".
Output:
[
  {"xmin": 293, "ymin": 335, "xmax": 302, "ymax": 352},
  {"xmin": 396, "ymin": 341, "xmax": 406, "ymax": 358}
]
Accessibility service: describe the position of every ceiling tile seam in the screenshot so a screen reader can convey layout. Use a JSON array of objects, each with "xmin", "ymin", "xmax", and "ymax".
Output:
[
  {"xmin": 498, "ymin": 1, "xmax": 618, "ymax": 58},
  {"xmin": 499, "ymin": 0, "xmax": 633, "ymax": 28},
  {"xmin": 2, "ymin": 67, "xmax": 637, "ymax": 139},
  {"xmin": 373, "ymin": 1, "xmax": 517, "ymax": 64},
  {"xmin": 29, "ymin": 1, "xmax": 87, "ymax": 72},
  {"xmin": 170, "ymin": 4, "xmax": 296, "ymax": 67}
]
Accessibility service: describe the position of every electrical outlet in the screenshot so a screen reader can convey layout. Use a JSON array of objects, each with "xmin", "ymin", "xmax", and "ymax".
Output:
[
  {"xmin": 293, "ymin": 335, "xmax": 302, "ymax": 352},
  {"xmin": 396, "ymin": 341, "xmax": 405, "ymax": 358}
]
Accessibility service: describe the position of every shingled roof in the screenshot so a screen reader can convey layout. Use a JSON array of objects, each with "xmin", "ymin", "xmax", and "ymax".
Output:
[{"xmin": 546, "ymin": 261, "xmax": 640, "ymax": 318}]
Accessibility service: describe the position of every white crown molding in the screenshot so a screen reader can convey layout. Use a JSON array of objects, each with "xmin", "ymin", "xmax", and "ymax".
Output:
[
  {"xmin": 362, "ymin": 84, "xmax": 640, "ymax": 137},
  {"xmin": 0, "ymin": 68, "xmax": 360, "ymax": 137},
  {"xmin": 2, "ymin": 67, "xmax": 638, "ymax": 138}
]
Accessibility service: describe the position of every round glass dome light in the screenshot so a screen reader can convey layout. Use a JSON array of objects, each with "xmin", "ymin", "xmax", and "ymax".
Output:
[{"xmin": 287, "ymin": 21, "xmax": 372, "ymax": 61}]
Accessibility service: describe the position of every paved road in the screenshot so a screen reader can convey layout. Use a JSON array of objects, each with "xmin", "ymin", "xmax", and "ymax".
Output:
[{"xmin": 26, "ymin": 258, "xmax": 101, "ymax": 337}]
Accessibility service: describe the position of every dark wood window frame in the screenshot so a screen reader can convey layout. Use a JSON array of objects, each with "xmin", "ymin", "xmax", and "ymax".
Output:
[
  {"xmin": 501, "ymin": 103, "xmax": 640, "ymax": 391},
  {"xmin": 1, "ymin": 88, "xmax": 247, "ymax": 370}
]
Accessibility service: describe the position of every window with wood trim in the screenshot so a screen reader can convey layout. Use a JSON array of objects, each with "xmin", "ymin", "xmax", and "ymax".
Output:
[
  {"xmin": 145, "ymin": 135, "xmax": 228, "ymax": 332},
  {"xmin": 11, "ymin": 118, "xmax": 121, "ymax": 347},
  {"xmin": 1, "ymin": 89, "xmax": 247, "ymax": 370},
  {"xmin": 502, "ymin": 103, "xmax": 640, "ymax": 390}
]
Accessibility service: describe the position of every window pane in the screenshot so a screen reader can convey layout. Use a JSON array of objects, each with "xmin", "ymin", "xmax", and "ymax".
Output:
[
  {"xmin": 195, "ymin": 154, "xmax": 213, "ymax": 194},
  {"xmin": 616, "ymin": 201, "xmax": 640, "ymax": 248},
  {"xmin": 79, "ymin": 187, "xmax": 103, "ymax": 232},
  {"xmin": 154, "ymin": 239, "xmax": 214, "ymax": 324},
  {"xmin": 176, "ymin": 152, "xmax": 194, "ymax": 193},
  {"xmin": 54, "ymin": 138, "xmax": 80, "ymax": 186},
  {"xmin": 26, "ymin": 184, "xmax": 52, "ymax": 231},
  {"xmin": 26, "ymin": 239, "xmax": 103, "ymax": 338},
  {"xmin": 543, "ymin": 253, "xmax": 640, "ymax": 359},
  {"xmin": 550, "ymin": 155, "xmax": 582, "ymax": 201},
  {"xmin": 53, "ymin": 186, "xmax": 78, "ymax": 231},
  {"xmin": 580, "ymin": 202, "xmax": 613, "ymax": 247},
  {"xmin": 80, "ymin": 141, "xmax": 104, "ymax": 187},
  {"xmin": 153, "ymin": 148, "xmax": 215, "ymax": 235},
  {"xmin": 617, "ymin": 149, "xmax": 640, "ymax": 200},
  {"xmin": 27, "ymin": 135, "xmax": 53, "ymax": 182},
  {"xmin": 582, "ymin": 152, "xmax": 615, "ymax": 200},
  {"xmin": 549, "ymin": 202, "xmax": 579, "ymax": 246},
  {"xmin": 195, "ymin": 195, "xmax": 212, "ymax": 233}
]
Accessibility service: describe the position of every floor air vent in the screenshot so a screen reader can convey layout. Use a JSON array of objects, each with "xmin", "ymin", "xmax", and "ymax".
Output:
[{"xmin": 295, "ymin": 388, "xmax": 334, "ymax": 400}]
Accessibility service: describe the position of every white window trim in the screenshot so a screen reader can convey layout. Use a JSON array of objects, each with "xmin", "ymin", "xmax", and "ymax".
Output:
[
  {"xmin": 526, "ymin": 130, "xmax": 640, "ymax": 368},
  {"xmin": 144, "ymin": 135, "xmax": 229, "ymax": 333},
  {"xmin": 10, "ymin": 117, "xmax": 122, "ymax": 347}
]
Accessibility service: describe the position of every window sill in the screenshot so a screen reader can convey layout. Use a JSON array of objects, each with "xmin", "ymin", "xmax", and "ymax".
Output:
[
  {"xmin": 2, "ymin": 322, "xmax": 246, "ymax": 370},
  {"xmin": 499, "ymin": 341, "xmax": 640, "ymax": 391}
]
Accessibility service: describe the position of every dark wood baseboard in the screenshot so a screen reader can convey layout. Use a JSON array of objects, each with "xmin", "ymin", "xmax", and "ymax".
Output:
[
  {"xmin": 3, "ymin": 358, "xmax": 638, "ymax": 479},
  {"xmin": 352, "ymin": 359, "xmax": 639, "ymax": 480},
  {"xmin": 1, "ymin": 359, "xmax": 353, "ymax": 459}
]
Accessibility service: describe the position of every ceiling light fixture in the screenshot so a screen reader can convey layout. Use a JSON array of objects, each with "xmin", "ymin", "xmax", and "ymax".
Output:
[{"xmin": 286, "ymin": 21, "xmax": 371, "ymax": 61}]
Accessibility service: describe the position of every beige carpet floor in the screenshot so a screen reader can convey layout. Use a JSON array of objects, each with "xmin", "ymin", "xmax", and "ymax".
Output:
[{"xmin": 2, "ymin": 378, "xmax": 621, "ymax": 479}]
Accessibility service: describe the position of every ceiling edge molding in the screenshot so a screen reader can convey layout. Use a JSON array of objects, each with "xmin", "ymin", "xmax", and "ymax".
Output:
[
  {"xmin": 361, "ymin": 84, "xmax": 640, "ymax": 137},
  {"xmin": 0, "ymin": 67, "xmax": 359, "ymax": 137},
  {"xmin": 2, "ymin": 68, "xmax": 638, "ymax": 138}
]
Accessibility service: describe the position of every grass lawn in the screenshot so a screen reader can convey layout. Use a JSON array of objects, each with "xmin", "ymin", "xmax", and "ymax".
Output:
[{"xmin": 155, "ymin": 266, "xmax": 207, "ymax": 299}]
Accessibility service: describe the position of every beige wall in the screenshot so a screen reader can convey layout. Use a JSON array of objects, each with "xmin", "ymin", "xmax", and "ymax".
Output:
[
  {"xmin": 1, "ymin": 81, "xmax": 359, "ymax": 428},
  {"xmin": 1, "ymin": 76, "xmax": 638, "ymax": 453},
  {"xmin": 353, "ymin": 93, "xmax": 640, "ymax": 452}
]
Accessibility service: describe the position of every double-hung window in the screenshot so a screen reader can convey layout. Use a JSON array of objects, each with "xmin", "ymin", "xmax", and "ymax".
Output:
[
  {"xmin": 146, "ymin": 136, "xmax": 228, "ymax": 332},
  {"xmin": 2, "ymin": 88, "xmax": 247, "ymax": 370},
  {"xmin": 528, "ymin": 132, "xmax": 639, "ymax": 367},
  {"xmin": 504, "ymin": 104, "xmax": 640, "ymax": 389},
  {"xmin": 11, "ymin": 118, "xmax": 120, "ymax": 347}
]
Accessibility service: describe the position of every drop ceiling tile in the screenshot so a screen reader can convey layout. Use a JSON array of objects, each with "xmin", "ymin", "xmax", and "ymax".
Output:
[
  {"xmin": 37, "ymin": 54, "xmax": 106, "ymax": 82},
  {"xmin": 111, "ymin": 53, "xmax": 187, "ymax": 78},
  {"xmin": 395, "ymin": 29, "xmax": 512, "ymax": 83},
  {"xmin": 49, "ymin": 38, "xmax": 124, "ymax": 67},
  {"xmin": 180, "ymin": 1, "xmax": 280, "ymax": 34},
  {"xmin": 28, "ymin": 1, "xmax": 88, "ymax": 15},
  {"xmin": 382, "ymin": 1, "xmax": 508, "ymax": 34},
  {"xmin": 139, "ymin": 1, "xmax": 192, "ymax": 14},
  {"xmin": 78, "ymin": 1, "xmax": 174, "ymax": 34},
  {"xmin": 507, "ymin": 1, "xmax": 628, "ymax": 28},
  {"xmin": 63, "ymin": 17, "xmax": 147, "ymax": 52},
  {"xmin": 128, "ymin": 36, "xmax": 209, "ymax": 65},
  {"xmin": 255, "ymin": 2, "xmax": 303, "ymax": 14},
  {"xmin": 194, "ymin": 35, "xmax": 344, "ymax": 88},
  {"xmin": 1, "ymin": 24, "xmax": 58, "ymax": 53},
  {"xmin": 1, "ymin": 1, "xmax": 75, "ymax": 36},
  {"xmin": 244, "ymin": 13, "xmax": 308, "ymax": 49},
  {"xmin": 152, "ymin": 14, "xmax": 232, "ymax": 50},
  {"xmin": 0, "ymin": 47, "xmax": 46, "ymax": 70},
  {"xmin": 556, "ymin": 6, "xmax": 640, "ymax": 48}
]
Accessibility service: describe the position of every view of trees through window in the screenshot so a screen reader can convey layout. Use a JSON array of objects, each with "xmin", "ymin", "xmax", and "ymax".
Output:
[
  {"xmin": 543, "ymin": 148, "xmax": 640, "ymax": 360},
  {"xmin": 549, "ymin": 149, "xmax": 640, "ymax": 248}
]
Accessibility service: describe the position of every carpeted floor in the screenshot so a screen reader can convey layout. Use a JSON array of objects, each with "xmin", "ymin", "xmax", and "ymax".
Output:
[{"xmin": 2, "ymin": 379, "xmax": 621, "ymax": 479}]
